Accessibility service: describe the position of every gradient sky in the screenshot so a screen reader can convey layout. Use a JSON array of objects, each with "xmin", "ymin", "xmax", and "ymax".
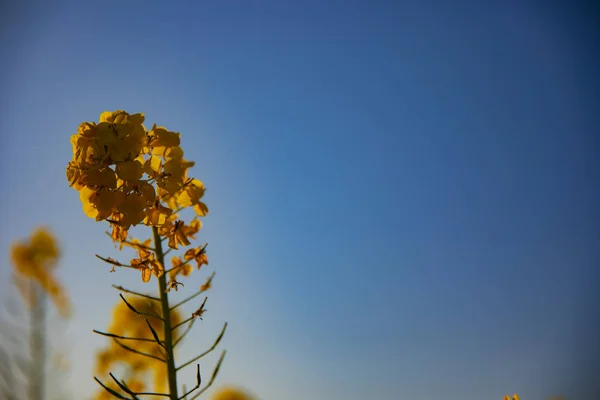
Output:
[{"xmin": 1, "ymin": 1, "xmax": 599, "ymax": 399}]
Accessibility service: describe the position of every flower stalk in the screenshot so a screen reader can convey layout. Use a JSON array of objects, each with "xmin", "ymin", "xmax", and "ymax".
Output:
[
  {"xmin": 153, "ymin": 226, "xmax": 178, "ymax": 400},
  {"xmin": 28, "ymin": 283, "xmax": 45, "ymax": 400}
]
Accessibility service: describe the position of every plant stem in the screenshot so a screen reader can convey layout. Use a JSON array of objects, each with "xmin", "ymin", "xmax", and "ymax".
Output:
[
  {"xmin": 153, "ymin": 226, "xmax": 178, "ymax": 400},
  {"xmin": 29, "ymin": 281, "xmax": 45, "ymax": 400}
]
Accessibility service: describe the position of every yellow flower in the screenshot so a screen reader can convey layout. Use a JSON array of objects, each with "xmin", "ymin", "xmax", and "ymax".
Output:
[
  {"xmin": 115, "ymin": 160, "xmax": 144, "ymax": 181},
  {"xmin": 67, "ymin": 110, "xmax": 210, "ymax": 234},
  {"xmin": 167, "ymin": 220, "xmax": 191, "ymax": 250},
  {"xmin": 95, "ymin": 111, "xmax": 147, "ymax": 163},
  {"xmin": 166, "ymin": 146, "xmax": 184, "ymax": 160},
  {"xmin": 117, "ymin": 193, "xmax": 146, "ymax": 227},
  {"xmin": 148, "ymin": 124, "xmax": 180, "ymax": 148},
  {"xmin": 66, "ymin": 161, "xmax": 84, "ymax": 189},
  {"xmin": 182, "ymin": 218, "xmax": 202, "ymax": 240},
  {"xmin": 99, "ymin": 110, "xmax": 123, "ymax": 123},
  {"xmin": 200, "ymin": 273, "xmax": 214, "ymax": 292},
  {"xmin": 192, "ymin": 304, "xmax": 206, "ymax": 319},
  {"xmin": 144, "ymin": 201, "xmax": 173, "ymax": 226},
  {"xmin": 143, "ymin": 155, "xmax": 162, "ymax": 179},
  {"xmin": 30, "ymin": 228, "xmax": 59, "ymax": 261},
  {"xmin": 66, "ymin": 110, "xmax": 214, "ymax": 284},
  {"xmin": 137, "ymin": 181, "xmax": 157, "ymax": 205},
  {"xmin": 177, "ymin": 179, "xmax": 205, "ymax": 207},
  {"xmin": 157, "ymin": 212, "xmax": 179, "ymax": 237},
  {"xmin": 80, "ymin": 167, "xmax": 117, "ymax": 189},
  {"xmin": 10, "ymin": 227, "xmax": 71, "ymax": 318},
  {"xmin": 71, "ymin": 123, "xmax": 107, "ymax": 166},
  {"xmin": 168, "ymin": 256, "xmax": 193, "ymax": 279},
  {"xmin": 95, "ymin": 122, "xmax": 121, "ymax": 148},
  {"xmin": 194, "ymin": 201, "xmax": 209, "ymax": 216},
  {"xmin": 159, "ymin": 159, "xmax": 185, "ymax": 194},
  {"xmin": 109, "ymin": 220, "xmax": 128, "ymax": 248},
  {"xmin": 90, "ymin": 189, "xmax": 117, "ymax": 221},
  {"xmin": 184, "ymin": 245, "xmax": 208, "ymax": 270},
  {"xmin": 130, "ymin": 242, "xmax": 163, "ymax": 283}
]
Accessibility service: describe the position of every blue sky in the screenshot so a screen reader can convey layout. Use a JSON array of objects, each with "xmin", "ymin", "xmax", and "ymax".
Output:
[{"xmin": 1, "ymin": 1, "xmax": 599, "ymax": 399}]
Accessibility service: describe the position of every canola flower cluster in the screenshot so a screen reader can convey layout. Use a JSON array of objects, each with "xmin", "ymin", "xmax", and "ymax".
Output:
[
  {"xmin": 10, "ymin": 227, "xmax": 71, "ymax": 317},
  {"xmin": 94, "ymin": 298, "xmax": 183, "ymax": 400},
  {"xmin": 66, "ymin": 110, "xmax": 223, "ymax": 400},
  {"xmin": 66, "ymin": 110, "xmax": 209, "ymax": 283}
]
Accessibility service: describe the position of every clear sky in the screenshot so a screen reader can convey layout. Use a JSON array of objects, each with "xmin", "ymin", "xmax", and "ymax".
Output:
[{"xmin": 1, "ymin": 1, "xmax": 599, "ymax": 399}]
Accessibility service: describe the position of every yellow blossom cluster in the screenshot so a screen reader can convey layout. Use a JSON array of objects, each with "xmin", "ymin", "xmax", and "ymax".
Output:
[
  {"xmin": 68, "ymin": 110, "xmax": 225, "ymax": 399},
  {"xmin": 66, "ymin": 110, "xmax": 207, "ymax": 238},
  {"xmin": 66, "ymin": 110, "xmax": 210, "ymax": 283},
  {"xmin": 94, "ymin": 297, "xmax": 183, "ymax": 399},
  {"xmin": 10, "ymin": 227, "xmax": 71, "ymax": 317}
]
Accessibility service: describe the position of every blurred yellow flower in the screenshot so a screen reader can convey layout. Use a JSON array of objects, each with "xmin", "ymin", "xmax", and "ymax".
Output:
[
  {"xmin": 211, "ymin": 386, "xmax": 256, "ymax": 400},
  {"xmin": 10, "ymin": 227, "xmax": 71, "ymax": 318},
  {"xmin": 94, "ymin": 296, "xmax": 183, "ymax": 399}
]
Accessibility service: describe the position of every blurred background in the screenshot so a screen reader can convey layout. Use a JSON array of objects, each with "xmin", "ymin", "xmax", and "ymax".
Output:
[{"xmin": 1, "ymin": 1, "xmax": 599, "ymax": 399}]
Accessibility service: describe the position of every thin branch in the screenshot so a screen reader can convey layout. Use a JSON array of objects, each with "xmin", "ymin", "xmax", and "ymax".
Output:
[
  {"xmin": 104, "ymin": 232, "xmax": 155, "ymax": 251},
  {"xmin": 110, "ymin": 373, "xmax": 170, "ymax": 398},
  {"xmin": 173, "ymin": 318, "xmax": 196, "ymax": 348},
  {"xmin": 96, "ymin": 254, "xmax": 136, "ymax": 269},
  {"xmin": 188, "ymin": 351, "xmax": 227, "ymax": 400},
  {"xmin": 145, "ymin": 319, "xmax": 169, "ymax": 359},
  {"xmin": 109, "ymin": 374, "xmax": 141, "ymax": 400},
  {"xmin": 172, "ymin": 316, "xmax": 194, "ymax": 331},
  {"xmin": 174, "ymin": 206, "xmax": 185, "ymax": 214},
  {"xmin": 177, "ymin": 364, "xmax": 201, "ymax": 400},
  {"xmin": 192, "ymin": 297, "xmax": 208, "ymax": 320},
  {"xmin": 112, "ymin": 285, "xmax": 160, "ymax": 302},
  {"xmin": 113, "ymin": 338, "xmax": 165, "ymax": 363},
  {"xmin": 119, "ymin": 294, "xmax": 164, "ymax": 320},
  {"xmin": 164, "ymin": 257, "xmax": 193, "ymax": 275},
  {"xmin": 176, "ymin": 322, "xmax": 227, "ymax": 371},
  {"xmin": 93, "ymin": 330, "xmax": 162, "ymax": 344},
  {"xmin": 164, "ymin": 243, "xmax": 207, "ymax": 274},
  {"xmin": 126, "ymin": 240, "xmax": 155, "ymax": 251},
  {"xmin": 94, "ymin": 377, "xmax": 132, "ymax": 400},
  {"xmin": 170, "ymin": 272, "xmax": 215, "ymax": 311},
  {"xmin": 132, "ymin": 392, "xmax": 172, "ymax": 398}
]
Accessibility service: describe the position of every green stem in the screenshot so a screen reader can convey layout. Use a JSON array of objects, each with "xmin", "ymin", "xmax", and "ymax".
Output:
[{"xmin": 153, "ymin": 226, "xmax": 178, "ymax": 400}]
